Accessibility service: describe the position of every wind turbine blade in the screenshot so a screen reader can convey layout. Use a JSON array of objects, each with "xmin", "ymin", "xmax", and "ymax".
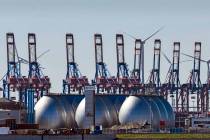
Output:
[
  {"xmin": 161, "ymin": 51, "xmax": 172, "ymax": 64},
  {"xmin": 18, "ymin": 57, "xmax": 29, "ymax": 64},
  {"xmin": 14, "ymin": 45, "xmax": 29, "ymax": 64},
  {"xmin": 38, "ymin": 63, "xmax": 45, "ymax": 70},
  {"xmin": 180, "ymin": 59, "xmax": 193, "ymax": 63},
  {"xmin": 143, "ymin": 26, "xmax": 165, "ymax": 42},
  {"xmin": 0, "ymin": 73, "xmax": 8, "ymax": 82},
  {"xmin": 37, "ymin": 49, "xmax": 50, "ymax": 59},
  {"xmin": 181, "ymin": 53, "xmax": 207, "ymax": 63},
  {"xmin": 123, "ymin": 32, "xmax": 137, "ymax": 40},
  {"xmin": 181, "ymin": 53, "xmax": 194, "ymax": 59}
]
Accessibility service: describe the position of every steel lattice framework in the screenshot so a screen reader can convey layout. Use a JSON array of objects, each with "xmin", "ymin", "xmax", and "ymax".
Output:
[
  {"xmin": 94, "ymin": 34, "xmax": 117, "ymax": 93},
  {"xmin": 116, "ymin": 34, "xmax": 140, "ymax": 94},
  {"xmin": 3, "ymin": 33, "xmax": 28, "ymax": 101},
  {"xmin": 27, "ymin": 33, "xmax": 51, "ymax": 123},
  {"xmin": 147, "ymin": 39, "xmax": 161, "ymax": 94},
  {"xmin": 63, "ymin": 33, "xmax": 89, "ymax": 94}
]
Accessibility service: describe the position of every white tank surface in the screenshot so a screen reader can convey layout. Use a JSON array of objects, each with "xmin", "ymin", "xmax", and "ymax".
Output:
[
  {"xmin": 35, "ymin": 95, "xmax": 125, "ymax": 129},
  {"xmin": 119, "ymin": 96, "xmax": 175, "ymax": 129},
  {"xmin": 35, "ymin": 94, "xmax": 174, "ymax": 129},
  {"xmin": 35, "ymin": 95, "xmax": 84, "ymax": 129},
  {"xmin": 75, "ymin": 96, "xmax": 119, "ymax": 128}
]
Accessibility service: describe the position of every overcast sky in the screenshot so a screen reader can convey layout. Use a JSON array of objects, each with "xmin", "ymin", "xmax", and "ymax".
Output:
[{"xmin": 0, "ymin": 0, "xmax": 210, "ymax": 93}]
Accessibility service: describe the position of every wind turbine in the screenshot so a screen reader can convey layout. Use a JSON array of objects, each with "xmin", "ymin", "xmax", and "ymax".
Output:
[
  {"xmin": 123, "ymin": 26, "xmax": 164, "ymax": 83},
  {"xmin": 182, "ymin": 53, "xmax": 210, "ymax": 83},
  {"xmin": 18, "ymin": 49, "xmax": 50, "ymax": 70},
  {"xmin": 162, "ymin": 51, "xmax": 192, "ymax": 82},
  {"xmin": 0, "ymin": 49, "xmax": 50, "ymax": 82}
]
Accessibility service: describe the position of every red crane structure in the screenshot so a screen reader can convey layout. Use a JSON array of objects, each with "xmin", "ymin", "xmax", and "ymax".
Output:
[
  {"xmin": 3, "ymin": 33, "xmax": 28, "ymax": 101},
  {"xmin": 63, "ymin": 33, "xmax": 89, "ymax": 94},
  {"xmin": 147, "ymin": 39, "xmax": 161, "ymax": 94},
  {"xmin": 93, "ymin": 34, "xmax": 117, "ymax": 93},
  {"xmin": 180, "ymin": 42, "xmax": 209, "ymax": 115},
  {"xmin": 26, "ymin": 33, "xmax": 51, "ymax": 123},
  {"xmin": 116, "ymin": 34, "xmax": 140, "ymax": 94},
  {"xmin": 161, "ymin": 42, "xmax": 181, "ymax": 109}
]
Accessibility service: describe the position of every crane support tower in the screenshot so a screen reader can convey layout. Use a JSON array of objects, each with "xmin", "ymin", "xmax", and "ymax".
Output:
[
  {"xmin": 63, "ymin": 33, "xmax": 89, "ymax": 94},
  {"xmin": 162, "ymin": 42, "xmax": 181, "ymax": 110},
  {"xmin": 132, "ymin": 39, "xmax": 142, "ymax": 83},
  {"xmin": 147, "ymin": 39, "xmax": 161, "ymax": 94},
  {"xmin": 3, "ymin": 33, "xmax": 28, "ymax": 101},
  {"xmin": 200, "ymin": 52, "xmax": 210, "ymax": 114},
  {"xmin": 200, "ymin": 83, "xmax": 209, "ymax": 114},
  {"xmin": 178, "ymin": 42, "xmax": 202, "ymax": 114},
  {"xmin": 116, "ymin": 34, "xmax": 139, "ymax": 94},
  {"xmin": 172, "ymin": 42, "xmax": 181, "ymax": 112},
  {"xmin": 27, "ymin": 33, "xmax": 51, "ymax": 123},
  {"xmin": 192, "ymin": 42, "xmax": 202, "ymax": 113},
  {"xmin": 94, "ymin": 34, "xmax": 117, "ymax": 93}
]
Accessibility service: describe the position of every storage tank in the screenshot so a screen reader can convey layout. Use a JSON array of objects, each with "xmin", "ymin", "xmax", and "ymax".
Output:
[
  {"xmin": 35, "ymin": 95, "xmax": 84, "ymax": 129},
  {"xmin": 35, "ymin": 94, "xmax": 174, "ymax": 129},
  {"xmin": 75, "ymin": 95, "xmax": 126, "ymax": 128},
  {"xmin": 119, "ymin": 96, "xmax": 175, "ymax": 129}
]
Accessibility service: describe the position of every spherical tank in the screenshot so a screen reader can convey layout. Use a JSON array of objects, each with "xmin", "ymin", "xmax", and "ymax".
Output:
[
  {"xmin": 75, "ymin": 95, "xmax": 120, "ymax": 128},
  {"xmin": 119, "ymin": 96, "xmax": 175, "ymax": 129},
  {"xmin": 35, "ymin": 95, "xmax": 84, "ymax": 129}
]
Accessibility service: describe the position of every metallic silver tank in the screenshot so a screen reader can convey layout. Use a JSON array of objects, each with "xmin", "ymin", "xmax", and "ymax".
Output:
[
  {"xmin": 35, "ymin": 94, "xmax": 174, "ymax": 129},
  {"xmin": 35, "ymin": 95, "xmax": 84, "ymax": 129},
  {"xmin": 119, "ymin": 96, "xmax": 175, "ymax": 129},
  {"xmin": 75, "ymin": 95, "xmax": 126, "ymax": 128}
]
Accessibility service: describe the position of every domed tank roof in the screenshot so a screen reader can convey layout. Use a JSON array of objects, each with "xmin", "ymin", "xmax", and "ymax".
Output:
[
  {"xmin": 35, "ymin": 94, "xmax": 174, "ymax": 129},
  {"xmin": 119, "ymin": 96, "xmax": 175, "ymax": 129},
  {"xmin": 35, "ymin": 95, "xmax": 84, "ymax": 129},
  {"xmin": 75, "ymin": 96, "xmax": 119, "ymax": 128}
]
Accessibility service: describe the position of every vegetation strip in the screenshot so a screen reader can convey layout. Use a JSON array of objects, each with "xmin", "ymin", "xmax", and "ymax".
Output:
[{"xmin": 117, "ymin": 134, "xmax": 210, "ymax": 139}]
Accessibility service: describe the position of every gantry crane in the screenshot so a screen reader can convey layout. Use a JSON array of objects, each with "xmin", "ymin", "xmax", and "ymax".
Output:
[
  {"xmin": 94, "ymin": 34, "xmax": 117, "ymax": 93},
  {"xmin": 27, "ymin": 33, "xmax": 51, "ymax": 123},
  {"xmin": 116, "ymin": 34, "xmax": 139, "ymax": 94},
  {"xmin": 63, "ymin": 33, "xmax": 89, "ymax": 94},
  {"xmin": 147, "ymin": 39, "xmax": 161, "ymax": 94},
  {"xmin": 131, "ymin": 39, "xmax": 144, "ymax": 93},
  {"xmin": 3, "ymin": 33, "xmax": 28, "ymax": 101},
  {"xmin": 162, "ymin": 42, "xmax": 181, "ymax": 110},
  {"xmin": 182, "ymin": 43, "xmax": 209, "ymax": 115},
  {"xmin": 189, "ymin": 42, "xmax": 202, "ymax": 114},
  {"xmin": 177, "ymin": 42, "xmax": 202, "ymax": 115}
]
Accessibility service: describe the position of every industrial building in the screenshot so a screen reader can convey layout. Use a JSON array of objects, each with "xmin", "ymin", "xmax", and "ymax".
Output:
[
  {"xmin": 191, "ymin": 117, "xmax": 210, "ymax": 128},
  {"xmin": 0, "ymin": 98, "xmax": 26, "ymax": 124}
]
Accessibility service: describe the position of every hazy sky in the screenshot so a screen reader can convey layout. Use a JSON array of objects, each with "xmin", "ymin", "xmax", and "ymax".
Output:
[{"xmin": 0, "ymin": 0, "xmax": 210, "ymax": 93}]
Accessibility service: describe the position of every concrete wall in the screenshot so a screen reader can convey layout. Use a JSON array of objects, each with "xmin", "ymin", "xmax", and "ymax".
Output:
[{"xmin": 0, "ymin": 134, "xmax": 115, "ymax": 140}]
